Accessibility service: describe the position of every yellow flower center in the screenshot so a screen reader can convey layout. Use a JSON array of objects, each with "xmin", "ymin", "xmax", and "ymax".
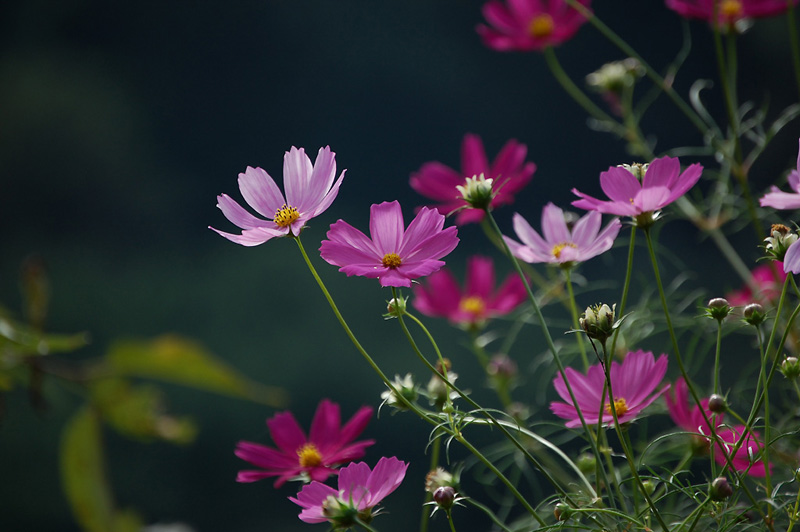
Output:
[
  {"xmin": 605, "ymin": 398, "xmax": 629, "ymax": 418},
  {"xmin": 382, "ymin": 253, "xmax": 403, "ymax": 268},
  {"xmin": 552, "ymin": 242, "xmax": 577, "ymax": 259},
  {"xmin": 297, "ymin": 443, "xmax": 323, "ymax": 468},
  {"xmin": 274, "ymin": 204, "xmax": 300, "ymax": 228},
  {"xmin": 528, "ymin": 14, "xmax": 554, "ymax": 38},
  {"xmin": 459, "ymin": 296, "xmax": 486, "ymax": 317},
  {"xmin": 720, "ymin": 0, "xmax": 742, "ymax": 18}
]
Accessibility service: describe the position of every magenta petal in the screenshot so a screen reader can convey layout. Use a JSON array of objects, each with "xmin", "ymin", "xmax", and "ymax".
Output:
[
  {"xmin": 267, "ymin": 411, "xmax": 307, "ymax": 454},
  {"xmin": 290, "ymin": 482, "xmax": 339, "ymax": 523},
  {"xmin": 465, "ymin": 256, "xmax": 495, "ymax": 299},
  {"xmin": 309, "ymin": 399, "xmax": 341, "ymax": 451},
  {"xmin": 370, "ymin": 201, "xmax": 405, "ymax": 254},
  {"xmin": 364, "ymin": 457, "xmax": 408, "ymax": 506},
  {"xmin": 461, "ymin": 133, "xmax": 489, "ymax": 178},
  {"xmin": 600, "ymin": 167, "xmax": 641, "ymax": 203},
  {"xmin": 412, "ymin": 269, "xmax": 461, "ymax": 317},
  {"xmin": 642, "ymin": 156, "xmax": 680, "ymax": 189}
]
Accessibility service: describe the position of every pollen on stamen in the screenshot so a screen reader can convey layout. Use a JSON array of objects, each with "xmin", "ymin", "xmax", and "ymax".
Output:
[
  {"xmin": 720, "ymin": 0, "xmax": 742, "ymax": 18},
  {"xmin": 382, "ymin": 253, "xmax": 403, "ymax": 269},
  {"xmin": 459, "ymin": 296, "xmax": 486, "ymax": 317},
  {"xmin": 274, "ymin": 204, "xmax": 300, "ymax": 228},
  {"xmin": 552, "ymin": 242, "xmax": 577, "ymax": 260},
  {"xmin": 528, "ymin": 14, "xmax": 554, "ymax": 38},
  {"xmin": 296, "ymin": 443, "xmax": 323, "ymax": 468},
  {"xmin": 605, "ymin": 398, "xmax": 629, "ymax": 418}
]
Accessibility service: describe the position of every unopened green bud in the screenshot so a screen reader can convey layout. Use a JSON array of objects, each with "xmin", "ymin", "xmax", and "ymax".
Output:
[
  {"xmin": 580, "ymin": 303, "xmax": 616, "ymax": 343},
  {"xmin": 743, "ymin": 303, "xmax": 766, "ymax": 326},
  {"xmin": 554, "ymin": 503, "xmax": 572, "ymax": 521},
  {"xmin": 384, "ymin": 295, "xmax": 408, "ymax": 318},
  {"xmin": 576, "ymin": 453, "xmax": 596, "ymax": 474},
  {"xmin": 708, "ymin": 394, "xmax": 727, "ymax": 414},
  {"xmin": 456, "ymin": 173, "xmax": 494, "ymax": 210},
  {"xmin": 706, "ymin": 298, "xmax": 732, "ymax": 322},
  {"xmin": 781, "ymin": 356, "xmax": 800, "ymax": 380},
  {"xmin": 710, "ymin": 476, "xmax": 733, "ymax": 501},
  {"xmin": 642, "ymin": 480, "xmax": 656, "ymax": 495}
]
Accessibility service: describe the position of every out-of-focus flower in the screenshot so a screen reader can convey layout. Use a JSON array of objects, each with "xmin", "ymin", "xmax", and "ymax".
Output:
[
  {"xmin": 211, "ymin": 146, "xmax": 345, "ymax": 246},
  {"xmin": 666, "ymin": 0, "xmax": 799, "ymax": 28},
  {"xmin": 477, "ymin": 0, "xmax": 592, "ymax": 52},
  {"xmin": 726, "ymin": 263, "xmax": 786, "ymax": 306},
  {"xmin": 571, "ymin": 156, "xmax": 703, "ymax": 227},
  {"xmin": 235, "ymin": 399, "xmax": 374, "ymax": 487},
  {"xmin": 320, "ymin": 201, "xmax": 459, "ymax": 288},
  {"xmin": 586, "ymin": 58, "xmax": 645, "ymax": 115},
  {"xmin": 715, "ymin": 425, "xmax": 772, "ymax": 477},
  {"xmin": 765, "ymin": 224, "xmax": 799, "ymax": 266},
  {"xmin": 760, "ymin": 140, "xmax": 800, "ymax": 210},
  {"xmin": 289, "ymin": 457, "xmax": 408, "ymax": 526},
  {"xmin": 380, "ymin": 374, "xmax": 418, "ymax": 409},
  {"xmin": 504, "ymin": 203, "xmax": 621, "ymax": 267},
  {"xmin": 550, "ymin": 349, "xmax": 669, "ymax": 428},
  {"xmin": 410, "ymin": 134, "xmax": 536, "ymax": 224},
  {"xmin": 412, "ymin": 256, "xmax": 527, "ymax": 327},
  {"xmin": 665, "ymin": 377, "xmax": 721, "ymax": 454}
]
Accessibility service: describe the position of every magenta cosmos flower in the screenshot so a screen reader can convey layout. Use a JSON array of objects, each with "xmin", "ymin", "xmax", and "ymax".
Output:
[
  {"xmin": 477, "ymin": 0, "xmax": 592, "ymax": 51},
  {"xmin": 551, "ymin": 349, "xmax": 670, "ymax": 428},
  {"xmin": 410, "ymin": 134, "xmax": 536, "ymax": 225},
  {"xmin": 320, "ymin": 201, "xmax": 459, "ymax": 288},
  {"xmin": 760, "ymin": 139, "xmax": 800, "ymax": 210},
  {"xmin": 571, "ymin": 156, "xmax": 703, "ymax": 225},
  {"xmin": 726, "ymin": 262, "xmax": 786, "ymax": 306},
  {"xmin": 665, "ymin": 377, "xmax": 722, "ymax": 455},
  {"xmin": 289, "ymin": 457, "xmax": 408, "ymax": 526},
  {"xmin": 412, "ymin": 255, "xmax": 527, "ymax": 327},
  {"xmin": 666, "ymin": 0, "xmax": 798, "ymax": 26},
  {"xmin": 503, "ymin": 203, "xmax": 621, "ymax": 266},
  {"xmin": 210, "ymin": 146, "xmax": 345, "ymax": 246},
  {"xmin": 235, "ymin": 399, "xmax": 374, "ymax": 487},
  {"xmin": 715, "ymin": 425, "xmax": 772, "ymax": 477}
]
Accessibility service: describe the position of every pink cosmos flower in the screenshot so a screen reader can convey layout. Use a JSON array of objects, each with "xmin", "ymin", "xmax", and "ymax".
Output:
[
  {"xmin": 235, "ymin": 399, "xmax": 374, "ymax": 487},
  {"xmin": 412, "ymin": 255, "xmax": 527, "ymax": 327},
  {"xmin": 725, "ymin": 262, "xmax": 786, "ymax": 306},
  {"xmin": 503, "ymin": 203, "xmax": 621, "ymax": 266},
  {"xmin": 665, "ymin": 378, "xmax": 721, "ymax": 433},
  {"xmin": 289, "ymin": 457, "xmax": 408, "ymax": 526},
  {"xmin": 715, "ymin": 425, "xmax": 772, "ymax": 477},
  {"xmin": 571, "ymin": 156, "xmax": 703, "ymax": 222},
  {"xmin": 477, "ymin": 0, "xmax": 592, "ymax": 52},
  {"xmin": 666, "ymin": 0, "xmax": 798, "ymax": 26},
  {"xmin": 760, "ymin": 139, "xmax": 800, "ymax": 210},
  {"xmin": 410, "ymin": 134, "xmax": 536, "ymax": 225},
  {"xmin": 210, "ymin": 146, "xmax": 345, "ymax": 246},
  {"xmin": 319, "ymin": 201, "xmax": 459, "ymax": 288},
  {"xmin": 550, "ymin": 349, "xmax": 670, "ymax": 428}
]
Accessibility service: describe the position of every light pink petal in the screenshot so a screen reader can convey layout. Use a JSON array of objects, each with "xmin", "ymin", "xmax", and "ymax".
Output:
[
  {"xmin": 267, "ymin": 411, "xmax": 307, "ymax": 455},
  {"xmin": 578, "ymin": 219, "xmax": 621, "ymax": 260},
  {"xmin": 783, "ymin": 240, "xmax": 800, "ymax": 274},
  {"xmin": 209, "ymin": 226, "xmax": 285, "ymax": 247},
  {"xmin": 298, "ymin": 146, "xmax": 337, "ymax": 211},
  {"xmin": 290, "ymin": 482, "xmax": 339, "ymax": 523},
  {"xmin": 216, "ymin": 194, "xmax": 266, "ymax": 230},
  {"xmin": 466, "ymin": 256, "xmax": 495, "ymax": 299},
  {"xmin": 540, "ymin": 203, "xmax": 571, "ymax": 244},
  {"xmin": 664, "ymin": 163, "xmax": 703, "ymax": 204},
  {"xmin": 642, "ymin": 156, "xmax": 680, "ymax": 190},
  {"xmin": 570, "ymin": 211, "xmax": 602, "ymax": 247},
  {"xmin": 283, "ymin": 147, "xmax": 314, "ymax": 208},
  {"xmin": 760, "ymin": 187, "xmax": 800, "ymax": 210},
  {"xmin": 238, "ymin": 166, "xmax": 285, "ymax": 218},
  {"xmin": 338, "ymin": 461, "xmax": 372, "ymax": 496},
  {"xmin": 309, "ymin": 399, "xmax": 341, "ymax": 451},
  {"xmin": 511, "ymin": 212, "xmax": 550, "ymax": 254},
  {"xmin": 370, "ymin": 201, "xmax": 405, "ymax": 254},
  {"xmin": 504, "ymin": 235, "xmax": 551, "ymax": 263},
  {"xmin": 600, "ymin": 166, "xmax": 642, "ymax": 204},
  {"xmin": 309, "ymin": 169, "xmax": 347, "ymax": 218},
  {"xmin": 634, "ymin": 186, "xmax": 671, "ymax": 213},
  {"xmin": 364, "ymin": 457, "xmax": 408, "ymax": 507},
  {"xmin": 572, "ymin": 189, "xmax": 638, "ymax": 217},
  {"xmin": 461, "ymin": 134, "xmax": 490, "ymax": 178}
]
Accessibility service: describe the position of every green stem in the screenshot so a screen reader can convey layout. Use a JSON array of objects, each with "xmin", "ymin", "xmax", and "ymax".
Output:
[
  {"xmin": 564, "ymin": 268, "xmax": 590, "ymax": 370},
  {"xmin": 610, "ymin": 225, "xmax": 636, "ymax": 357},
  {"xmin": 756, "ymin": 325, "xmax": 773, "ymax": 521},
  {"xmin": 419, "ymin": 436, "xmax": 442, "ymax": 532},
  {"xmin": 356, "ymin": 517, "xmax": 380, "ymax": 532},
  {"xmin": 713, "ymin": 321, "xmax": 723, "ymax": 396},
  {"xmin": 445, "ymin": 510, "xmax": 457, "ymax": 532},
  {"xmin": 464, "ymin": 499, "xmax": 513, "ymax": 532}
]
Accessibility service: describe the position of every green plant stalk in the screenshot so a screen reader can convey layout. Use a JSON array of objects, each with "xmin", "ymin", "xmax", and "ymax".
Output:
[
  {"xmin": 564, "ymin": 268, "xmax": 590, "ymax": 370},
  {"xmin": 445, "ymin": 509, "xmax": 457, "ymax": 532},
  {"xmin": 610, "ymin": 226, "xmax": 636, "ymax": 357},
  {"xmin": 356, "ymin": 517, "xmax": 380, "ymax": 532},
  {"xmin": 419, "ymin": 436, "xmax": 442, "ymax": 532},
  {"xmin": 484, "ymin": 209, "xmax": 617, "ymax": 504},
  {"xmin": 713, "ymin": 320, "xmax": 723, "ymax": 396},
  {"xmin": 756, "ymin": 325, "xmax": 774, "ymax": 522}
]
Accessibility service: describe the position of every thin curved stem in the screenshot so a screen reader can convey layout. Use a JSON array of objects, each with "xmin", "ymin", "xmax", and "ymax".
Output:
[{"xmin": 564, "ymin": 268, "xmax": 590, "ymax": 370}]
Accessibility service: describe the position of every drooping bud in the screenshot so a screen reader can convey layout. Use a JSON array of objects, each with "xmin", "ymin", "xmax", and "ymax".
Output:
[
  {"xmin": 781, "ymin": 356, "xmax": 800, "ymax": 380},
  {"xmin": 456, "ymin": 173, "xmax": 495, "ymax": 210},
  {"xmin": 710, "ymin": 476, "xmax": 733, "ymax": 501},
  {"xmin": 705, "ymin": 297, "xmax": 732, "ymax": 322},
  {"xmin": 764, "ymin": 224, "xmax": 798, "ymax": 262},
  {"xmin": 708, "ymin": 394, "xmax": 727, "ymax": 414},
  {"xmin": 580, "ymin": 303, "xmax": 616, "ymax": 344},
  {"xmin": 743, "ymin": 303, "xmax": 766, "ymax": 326}
]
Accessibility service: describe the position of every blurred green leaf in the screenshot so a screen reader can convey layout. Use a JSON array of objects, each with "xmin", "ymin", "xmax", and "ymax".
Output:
[
  {"xmin": 60, "ymin": 405, "xmax": 143, "ymax": 532},
  {"xmin": 0, "ymin": 315, "xmax": 89, "ymax": 356},
  {"xmin": 105, "ymin": 335, "xmax": 286, "ymax": 406},
  {"xmin": 90, "ymin": 378, "xmax": 197, "ymax": 444}
]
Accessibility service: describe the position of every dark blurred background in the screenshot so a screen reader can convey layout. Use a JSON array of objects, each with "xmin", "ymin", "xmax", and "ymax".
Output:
[{"xmin": 1, "ymin": 1, "xmax": 798, "ymax": 531}]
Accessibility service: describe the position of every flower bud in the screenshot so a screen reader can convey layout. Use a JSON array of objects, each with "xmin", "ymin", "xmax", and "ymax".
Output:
[
  {"xmin": 425, "ymin": 467, "xmax": 456, "ymax": 493},
  {"xmin": 433, "ymin": 486, "xmax": 456, "ymax": 510},
  {"xmin": 427, "ymin": 370, "xmax": 457, "ymax": 408},
  {"xmin": 764, "ymin": 224, "xmax": 798, "ymax": 261},
  {"xmin": 381, "ymin": 374, "xmax": 418, "ymax": 409},
  {"xmin": 580, "ymin": 303, "xmax": 616, "ymax": 344},
  {"xmin": 641, "ymin": 479, "xmax": 656, "ymax": 495},
  {"xmin": 781, "ymin": 356, "xmax": 800, "ymax": 380},
  {"xmin": 586, "ymin": 58, "xmax": 644, "ymax": 95},
  {"xmin": 705, "ymin": 298, "xmax": 732, "ymax": 322},
  {"xmin": 619, "ymin": 162, "xmax": 649, "ymax": 180},
  {"xmin": 743, "ymin": 303, "xmax": 766, "ymax": 326},
  {"xmin": 708, "ymin": 394, "xmax": 727, "ymax": 414},
  {"xmin": 710, "ymin": 476, "xmax": 733, "ymax": 501},
  {"xmin": 554, "ymin": 503, "xmax": 572, "ymax": 521},
  {"xmin": 385, "ymin": 296, "xmax": 408, "ymax": 318},
  {"xmin": 487, "ymin": 354, "xmax": 517, "ymax": 380},
  {"xmin": 576, "ymin": 453, "xmax": 596, "ymax": 474},
  {"xmin": 456, "ymin": 173, "xmax": 495, "ymax": 210}
]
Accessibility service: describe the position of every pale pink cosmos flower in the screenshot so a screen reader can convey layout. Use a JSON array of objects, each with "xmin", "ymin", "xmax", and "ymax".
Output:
[
  {"xmin": 715, "ymin": 425, "xmax": 772, "ymax": 477},
  {"xmin": 235, "ymin": 399, "xmax": 374, "ymax": 487},
  {"xmin": 726, "ymin": 262, "xmax": 786, "ymax": 306},
  {"xmin": 571, "ymin": 156, "xmax": 703, "ymax": 223},
  {"xmin": 412, "ymin": 255, "xmax": 527, "ymax": 327},
  {"xmin": 410, "ymin": 134, "xmax": 536, "ymax": 225},
  {"xmin": 210, "ymin": 146, "xmax": 345, "ymax": 246},
  {"xmin": 503, "ymin": 203, "xmax": 621, "ymax": 266},
  {"xmin": 550, "ymin": 349, "xmax": 670, "ymax": 428},
  {"xmin": 477, "ymin": 0, "xmax": 592, "ymax": 52},
  {"xmin": 760, "ymin": 139, "xmax": 800, "ymax": 210},
  {"xmin": 666, "ymin": 0, "xmax": 798, "ymax": 26},
  {"xmin": 320, "ymin": 201, "xmax": 459, "ymax": 288},
  {"xmin": 289, "ymin": 457, "xmax": 408, "ymax": 526}
]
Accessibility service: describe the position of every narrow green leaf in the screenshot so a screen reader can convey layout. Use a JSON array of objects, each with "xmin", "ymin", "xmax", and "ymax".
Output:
[{"xmin": 105, "ymin": 335, "xmax": 286, "ymax": 406}]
